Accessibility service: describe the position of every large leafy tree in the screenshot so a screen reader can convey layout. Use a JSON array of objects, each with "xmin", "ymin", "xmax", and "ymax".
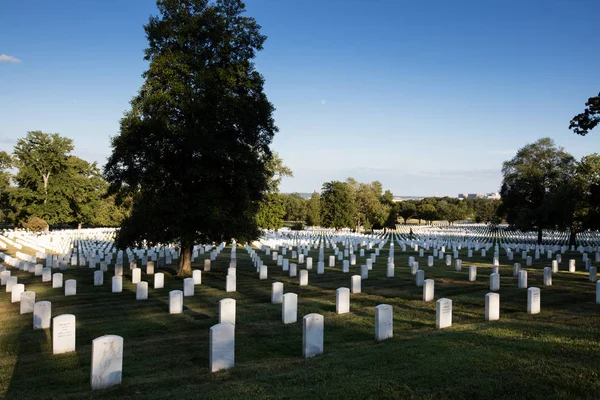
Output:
[
  {"xmin": 256, "ymin": 153, "xmax": 292, "ymax": 230},
  {"xmin": 12, "ymin": 131, "xmax": 74, "ymax": 209},
  {"xmin": 104, "ymin": 0, "xmax": 277, "ymax": 276},
  {"xmin": 320, "ymin": 181, "xmax": 356, "ymax": 229},
  {"xmin": 398, "ymin": 201, "xmax": 417, "ymax": 224},
  {"xmin": 282, "ymin": 193, "xmax": 307, "ymax": 221},
  {"xmin": 498, "ymin": 138, "xmax": 576, "ymax": 244},
  {"xmin": 570, "ymin": 92, "xmax": 600, "ymax": 135},
  {"xmin": 305, "ymin": 191, "xmax": 321, "ymax": 226}
]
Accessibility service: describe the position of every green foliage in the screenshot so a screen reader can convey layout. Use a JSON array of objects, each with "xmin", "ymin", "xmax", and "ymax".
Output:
[
  {"xmin": 281, "ymin": 192, "xmax": 306, "ymax": 221},
  {"xmin": 104, "ymin": 0, "xmax": 277, "ymax": 258},
  {"xmin": 305, "ymin": 191, "xmax": 321, "ymax": 226},
  {"xmin": 256, "ymin": 193, "xmax": 285, "ymax": 230},
  {"xmin": 346, "ymin": 179, "xmax": 390, "ymax": 230},
  {"xmin": 320, "ymin": 181, "xmax": 356, "ymax": 228},
  {"xmin": 0, "ymin": 151, "xmax": 11, "ymax": 222},
  {"xmin": 21, "ymin": 216, "xmax": 48, "ymax": 232},
  {"xmin": 499, "ymin": 138, "xmax": 576, "ymax": 243},
  {"xmin": 570, "ymin": 92, "xmax": 600, "ymax": 135},
  {"xmin": 418, "ymin": 203, "xmax": 437, "ymax": 224},
  {"xmin": 398, "ymin": 201, "xmax": 417, "ymax": 223}
]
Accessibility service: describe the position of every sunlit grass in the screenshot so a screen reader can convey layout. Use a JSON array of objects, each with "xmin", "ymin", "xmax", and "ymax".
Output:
[{"xmin": 0, "ymin": 241, "xmax": 598, "ymax": 399}]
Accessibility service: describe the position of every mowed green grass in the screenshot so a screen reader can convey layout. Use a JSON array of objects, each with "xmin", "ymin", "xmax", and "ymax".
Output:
[{"xmin": 0, "ymin": 241, "xmax": 599, "ymax": 400}]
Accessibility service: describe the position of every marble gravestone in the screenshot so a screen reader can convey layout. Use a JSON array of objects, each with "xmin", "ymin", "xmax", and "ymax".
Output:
[
  {"xmin": 219, "ymin": 298, "xmax": 236, "ymax": 325},
  {"xmin": 53, "ymin": 314, "xmax": 76, "ymax": 354},
  {"xmin": 518, "ymin": 270, "xmax": 528, "ymax": 289},
  {"xmin": 132, "ymin": 268, "xmax": 141, "ymax": 284},
  {"xmin": 490, "ymin": 273, "xmax": 500, "ymax": 291},
  {"xmin": 169, "ymin": 290, "xmax": 183, "ymax": 314},
  {"xmin": 299, "ymin": 270, "xmax": 308, "ymax": 286},
  {"xmin": 91, "ymin": 335, "xmax": 124, "ymax": 390},
  {"xmin": 303, "ymin": 313, "xmax": 324, "ymax": 358},
  {"xmin": 154, "ymin": 272, "xmax": 165, "ymax": 289},
  {"xmin": 112, "ymin": 276, "xmax": 122, "ymax": 293},
  {"xmin": 33, "ymin": 301, "xmax": 52, "ymax": 330},
  {"xmin": 351, "ymin": 275, "xmax": 361, "ymax": 293},
  {"xmin": 375, "ymin": 304, "xmax": 393, "ymax": 341},
  {"xmin": 423, "ymin": 279, "xmax": 434, "ymax": 301},
  {"xmin": 543, "ymin": 267, "xmax": 552, "ymax": 286},
  {"xmin": 271, "ymin": 282, "xmax": 283, "ymax": 304},
  {"xmin": 183, "ymin": 278, "xmax": 194, "ymax": 296},
  {"xmin": 209, "ymin": 323, "xmax": 235, "ymax": 373},
  {"xmin": 65, "ymin": 279, "xmax": 77, "ymax": 296},
  {"xmin": 136, "ymin": 281, "xmax": 148, "ymax": 300},
  {"xmin": 336, "ymin": 287, "xmax": 350, "ymax": 314},
  {"xmin": 52, "ymin": 273, "xmax": 63, "ymax": 289},
  {"xmin": 226, "ymin": 275, "xmax": 236, "ymax": 292},
  {"xmin": 469, "ymin": 266, "xmax": 477, "ymax": 282},
  {"xmin": 94, "ymin": 270, "xmax": 104, "ymax": 287},
  {"xmin": 527, "ymin": 287, "xmax": 541, "ymax": 314},
  {"xmin": 436, "ymin": 298, "xmax": 452, "ymax": 329},
  {"xmin": 193, "ymin": 270, "xmax": 202, "ymax": 285},
  {"xmin": 20, "ymin": 291, "xmax": 35, "ymax": 314},
  {"xmin": 282, "ymin": 293, "xmax": 298, "ymax": 324},
  {"xmin": 485, "ymin": 293, "xmax": 500, "ymax": 321},
  {"xmin": 11, "ymin": 283, "xmax": 24, "ymax": 303}
]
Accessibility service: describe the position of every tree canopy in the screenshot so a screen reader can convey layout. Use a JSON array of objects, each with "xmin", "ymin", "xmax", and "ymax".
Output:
[
  {"xmin": 570, "ymin": 92, "xmax": 600, "ymax": 136},
  {"xmin": 320, "ymin": 181, "xmax": 356, "ymax": 229},
  {"xmin": 104, "ymin": 0, "xmax": 277, "ymax": 275},
  {"xmin": 499, "ymin": 138, "xmax": 576, "ymax": 244}
]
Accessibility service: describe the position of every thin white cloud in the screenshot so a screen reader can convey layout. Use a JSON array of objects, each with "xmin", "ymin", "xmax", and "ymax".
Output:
[
  {"xmin": 0, "ymin": 54, "xmax": 21, "ymax": 63},
  {"xmin": 321, "ymin": 100, "xmax": 326, "ymax": 105}
]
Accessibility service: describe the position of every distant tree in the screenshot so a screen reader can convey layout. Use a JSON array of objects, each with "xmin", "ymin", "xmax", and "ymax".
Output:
[
  {"xmin": 305, "ymin": 191, "xmax": 321, "ymax": 226},
  {"xmin": 398, "ymin": 201, "xmax": 417, "ymax": 224},
  {"xmin": 256, "ymin": 154, "xmax": 292, "ymax": 229},
  {"xmin": 418, "ymin": 203, "xmax": 437, "ymax": 225},
  {"xmin": 346, "ymin": 179, "xmax": 389, "ymax": 231},
  {"xmin": 12, "ymin": 130, "xmax": 74, "ymax": 209},
  {"xmin": 381, "ymin": 189, "xmax": 394, "ymax": 206},
  {"xmin": 383, "ymin": 202, "xmax": 399, "ymax": 228},
  {"xmin": 22, "ymin": 216, "xmax": 49, "ymax": 232},
  {"xmin": 320, "ymin": 181, "xmax": 356, "ymax": 229},
  {"xmin": 472, "ymin": 199, "xmax": 501, "ymax": 224},
  {"xmin": 498, "ymin": 138, "xmax": 576, "ymax": 244},
  {"xmin": 282, "ymin": 193, "xmax": 307, "ymax": 221},
  {"xmin": 570, "ymin": 92, "xmax": 600, "ymax": 135},
  {"xmin": 0, "ymin": 151, "xmax": 11, "ymax": 222},
  {"xmin": 104, "ymin": 0, "xmax": 277, "ymax": 276}
]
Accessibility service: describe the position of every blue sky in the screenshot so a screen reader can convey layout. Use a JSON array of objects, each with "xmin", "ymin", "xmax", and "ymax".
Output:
[{"xmin": 1, "ymin": 0, "xmax": 599, "ymax": 196}]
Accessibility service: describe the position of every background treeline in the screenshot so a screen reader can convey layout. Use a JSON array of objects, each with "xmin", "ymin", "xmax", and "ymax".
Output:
[
  {"xmin": 0, "ymin": 131, "xmax": 131, "ymax": 230},
  {"xmin": 257, "ymin": 176, "xmax": 502, "ymax": 231}
]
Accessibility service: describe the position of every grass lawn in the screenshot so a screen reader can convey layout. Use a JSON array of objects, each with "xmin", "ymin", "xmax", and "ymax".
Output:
[{"xmin": 0, "ymin": 240, "xmax": 599, "ymax": 399}]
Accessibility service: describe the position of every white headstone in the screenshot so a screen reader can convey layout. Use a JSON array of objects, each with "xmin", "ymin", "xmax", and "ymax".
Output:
[
  {"xmin": 65, "ymin": 279, "xmax": 77, "ymax": 296},
  {"xmin": 272, "ymin": 282, "xmax": 283, "ymax": 304},
  {"xmin": 132, "ymin": 268, "xmax": 141, "ymax": 284},
  {"xmin": 436, "ymin": 298, "xmax": 452, "ymax": 329},
  {"xmin": 136, "ymin": 281, "xmax": 148, "ymax": 300},
  {"xmin": 469, "ymin": 266, "xmax": 477, "ymax": 282},
  {"xmin": 416, "ymin": 269, "xmax": 424, "ymax": 287},
  {"xmin": 20, "ymin": 291, "xmax": 35, "ymax": 314},
  {"xmin": 299, "ymin": 269, "xmax": 308, "ymax": 286},
  {"xmin": 11, "ymin": 283, "xmax": 24, "ymax": 303},
  {"xmin": 154, "ymin": 272, "xmax": 164, "ymax": 289},
  {"xmin": 527, "ymin": 287, "xmax": 541, "ymax": 314},
  {"xmin": 169, "ymin": 290, "xmax": 183, "ymax": 314},
  {"xmin": 282, "ymin": 293, "xmax": 298, "ymax": 324},
  {"xmin": 91, "ymin": 335, "xmax": 123, "ymax": 390},
  {"xmin": 53, "ymin": 314, "xmax": 76, "ymax": 354},
  {"xmin": 94, "ymin": 270, "xmax": 104, "ymax": 287},
  {"xmin": 518, "ymin": 270, "xmax": 528, "ymax": 289},
  {"xmin": 183, "ymin": 278, "xmax": 194, "ymax": 296},
  {"xmin": 204, "ymin": 259, "xmax": 211, "ymax": 271},
  {"xmin": 490, "ymin": 273, "xmax": 500, "ymax": 291},
  {"xmin": 209, "ymin": 323, "xmax": 234, "ymax": 373},
  {"xmin": 423, "ymin": 279, "xmax": 434, "ymax": 301},
  {"xmin": 543, "ymin": 267, "xmax": 552, "ymax": 286},
  {"xmin": 219, "ymin": 298, "xmax": 236, "ymax": 325},
  {"xmin": 336, "ymin": 287, "xmax": 350, "ymax": 314},
  {"xmin": 302, "ymin": 313, "xmax": 324, "ymax": 358},
  {"xmin": 112, "ymin": 276, "xmax": 122, "ymax": 293},
  {"xmin": 351, "ymin": 275, "xmax": 361, "ymax": 293},
  {"xmin": 375, "ymin": 304, "xmax": 393, "ymax": 341},
  {"xmin": 485, "ymin": 292, "xmax": 500, "ymax": 321},
  {"xmin": 52, "ymin": 273, "xmax": 63, "ymax": 288},
  {"xmin": 33, "ymin": 301, "xmax": 51, "ymax": 329},
  {"xmin": 226, "ymin": 275, "xmax": 236, "ymax": 292}
]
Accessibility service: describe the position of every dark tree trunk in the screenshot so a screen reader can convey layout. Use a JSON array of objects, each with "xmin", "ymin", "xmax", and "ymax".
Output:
[
  {"xmin": 537, "ymin": 227, "xmax": 543, "ymax": 245},
  {"xmin": 177, "ymin": 243, "xmax": 193, "ymax": 277},
  {"xmin": 569, "ymin": 229, "xmax": 577, "ymax": 247}
]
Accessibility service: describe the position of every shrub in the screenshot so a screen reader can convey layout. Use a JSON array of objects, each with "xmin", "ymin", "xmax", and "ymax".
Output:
[{"xmin": 22, "ymin": 217, "xmax": 49, "ymax": 232}]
